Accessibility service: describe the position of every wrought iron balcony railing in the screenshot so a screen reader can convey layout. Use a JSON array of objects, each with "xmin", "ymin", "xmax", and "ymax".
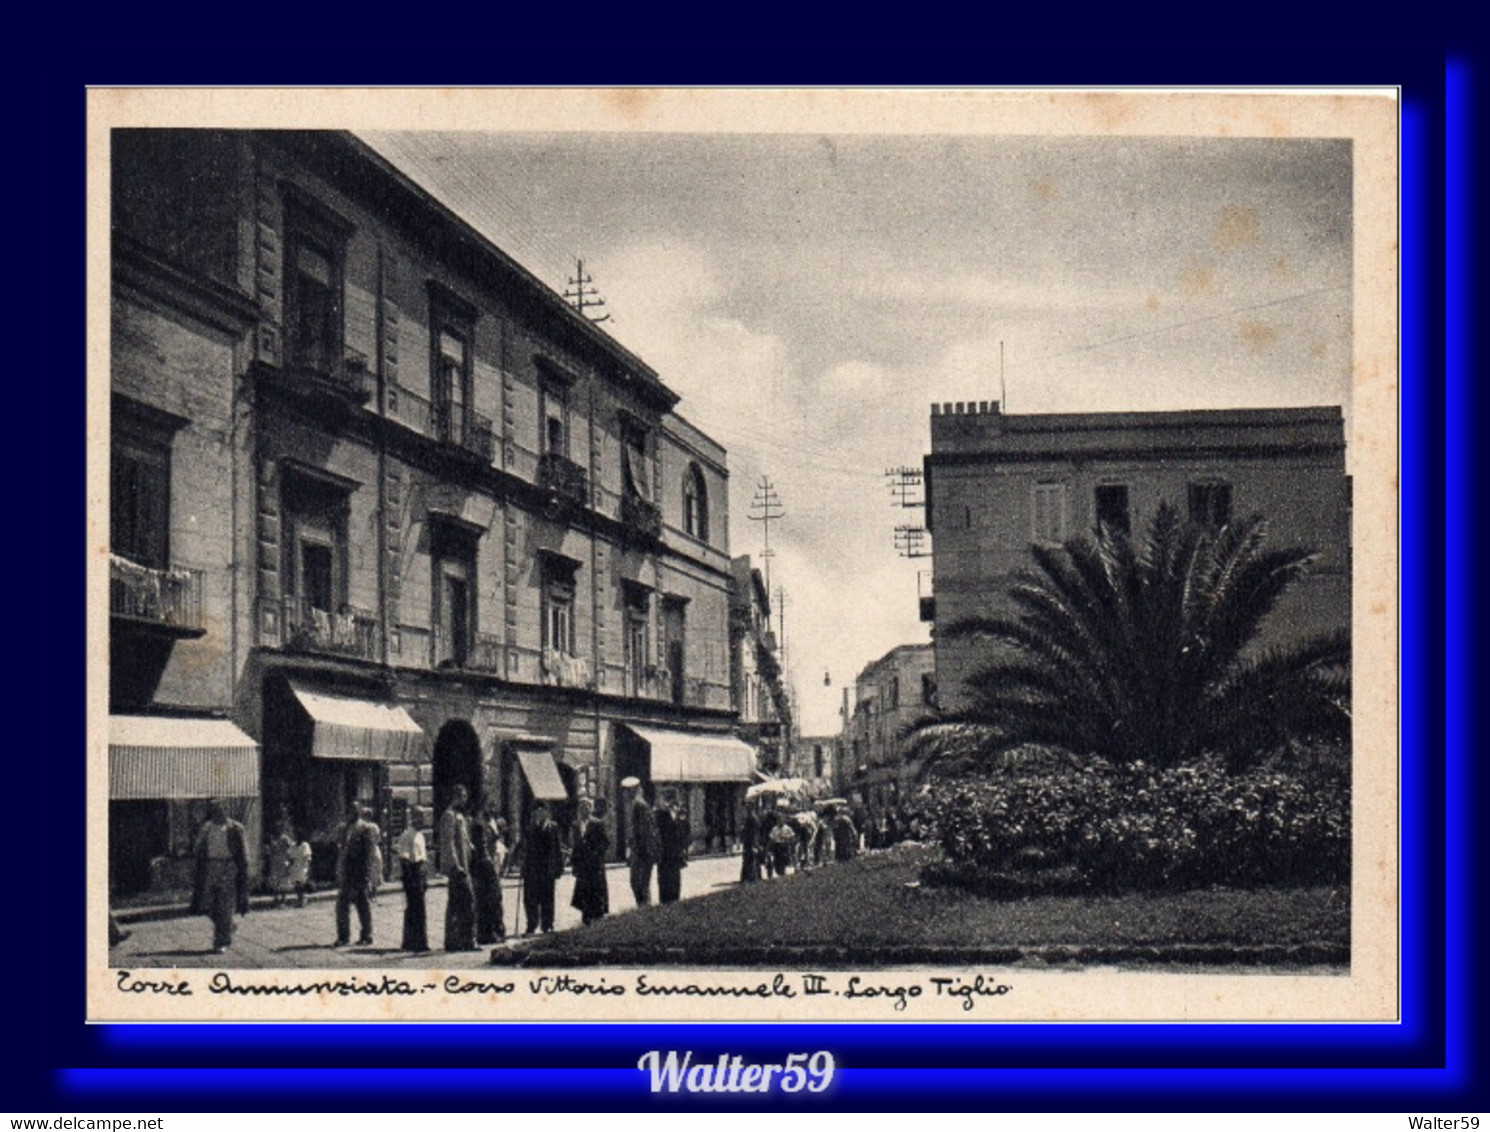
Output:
[
  {"xmin": 433, "ymin": 401, "xmax": 495, "ymax": 463},
  {"xmin": 537, "ymin": 452, "xmax": 590, "ymax": 509},
  {"xmin": 541, "ymin": 648, "xmax": 593, "ymax": 690},
  {"xmin": 430, "ymin": 626, "xmax": 502, "ymax": 674},
  {"xmin": 280, "ymin": 598, "xmax": 381, "ymax": 661},
  {"xmin": 619, "ymin": 493, "xmax": 662, "ymax": 540},
  {"xmin": 109, "ymin": 555, "xmax": 205, "ymax": 633}
]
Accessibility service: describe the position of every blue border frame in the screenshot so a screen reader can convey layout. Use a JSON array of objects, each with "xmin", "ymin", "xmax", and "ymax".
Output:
[{"xmin": 18, "ymin": 37, "xmax": 1461, "ymax": 1113}]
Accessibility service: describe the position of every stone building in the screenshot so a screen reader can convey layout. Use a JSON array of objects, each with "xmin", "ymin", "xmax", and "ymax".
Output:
[
  {"xmin": 106, "ymin": 129, "xmax": 752, "ymax": 891},
  {"xmin": 923, "ymin": 400, "xmax": 1352, "ymax": 713},
  {"xmin": 839, "ymin": 643, "xmax": 937, "ymax": 810}
]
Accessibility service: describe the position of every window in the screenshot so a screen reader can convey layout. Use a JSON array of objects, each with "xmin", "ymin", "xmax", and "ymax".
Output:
[
  {"xmin": 1188, "ymin": 482, "xmax": 1233, "ymax": 531},
  {"xmin": 429, "ymin": 286, "xmax": 476, "ymax": 447},
  {"xmin": 1095, "ymin": 484, "xmax": 1131, "ymax": 535},
  {"xmin": 431, "ymin": 517, "xmax": 479, "ymax": 668},
  {"xmin": 112, "ymin": 434, "xmax": 170, "ymax": 569},
  {"xmin": 280, "ymin": 465, "xmax": 352, "ymax": 627},
  {"xmin": 1031, "ymin": 482, "xmax": 1068, "ymax": 544},
  {"xmin": 888, "ymin": 675, "xmax": 900, "ymax": 711},
  {"xmin": 541, "ymin": 379, "xmax": 568, "ymax": 457},
  {"xmin": 683, "ymin": 463, "xmax": 709, "ymax": 542},
  {"xmin": 282, "ymin": 187, "xmax": 351, "ymax": 375},
  {"xmin": 541, "ymin": 554, "xmax": 579, "ymax": 657},
  {"xmin": 621, "ymin": 420, "xmax": 650, "ymax": 501},
  {"xmin": 662, "ymin": 596, "xmax": 687, "ymax": 705},
  {"xmin": 921, "ymin": 672, "xmax": 938, "ymax": 708},
  {"xmin": 623, "ymin": 581, "xmax": 651, "ymax": 696}
]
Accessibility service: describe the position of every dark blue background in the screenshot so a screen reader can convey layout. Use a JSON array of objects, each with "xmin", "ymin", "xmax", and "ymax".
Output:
[{"xmin": 15, "ymin": 27, "xmax": 1468, "ymax": 1112}]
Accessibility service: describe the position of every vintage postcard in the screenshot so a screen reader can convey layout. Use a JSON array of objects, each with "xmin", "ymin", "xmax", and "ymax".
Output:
[{"xmin": 87, "ymin": 87, "xmax": 1398, "ymax": 1022}]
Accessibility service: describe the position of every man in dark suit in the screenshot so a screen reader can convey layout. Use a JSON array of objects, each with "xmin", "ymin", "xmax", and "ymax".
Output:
[
  {"xmin": 519, "ymin": 802, "xmax": 565, "ymax": 934},
  {"xmin": 334, "ymin": 801, "xmax": 382, "ymax": 947},
  {"xmin": 655, "ymin": 788, "xmax": 690, "ymax": 904},
  {"xmin": 625, "ymin": 779, "xmax": 659, "ymax": 906}
]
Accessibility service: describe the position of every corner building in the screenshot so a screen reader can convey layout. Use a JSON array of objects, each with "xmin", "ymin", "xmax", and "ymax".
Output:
[
  {"xmin": 109, "ymin": 130, "xmax": 750, "ymax": 888},
  {"xmin": 923, "ymin": 400, "xmax": 1352, "ymax": 715}
]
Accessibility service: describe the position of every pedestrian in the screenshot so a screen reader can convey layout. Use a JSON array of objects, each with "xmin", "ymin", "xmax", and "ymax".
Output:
[
  {"xmin": 471, "ymin": 799, "xmax": 506, "ymax": 945},
  {"xmin": 792, "ymin": 809, "xmax": 817, "ymax": 872},
  {"xmin": 814, "ymin": 811, "xmax": 835, "ymax": 866},
  {"xmin": 189, "ymin": 799, "xmax": 249, "ymax": 954},
  {"xmin": 334, "ymin": 801, "xmax": 382, "ymax": 947},
  {"xmin": 768, "ymin": 807, "xmax": 798, "ymax": 876},
  {"xmin": 833, "ymin": 806, "xmax": 859, "ymax": 861},
  {"xmin": 624, "ymin": 777, "xmax": 659, "ymax": 906},
  {"xmin": 739, "ymin": 800, "xmax": 761, "ymax": 883},
  {"xmin": 439, "ymin": 784, "xmax": 478, "ymax": 952},
  {"xmin": 758, "ymin": 805, "xmax": 778, "ymax": 877},
  {"xmin": 268, "ymin": 819, "xmax": 312, "ymax": 907},
  {"xmin": 569, "ymin": 796, "xmax": 610, "ymax": 925},
  {"xmin": 655, "ymin": 788, "xmax": 690, "ymax": 904},
  {"xmin": 518, "ymin": 801, "xmax": 565, "ymax": 934},
  {"xmin": 394, "ymin": 807, "xmax": 430, "ymax": 953}
]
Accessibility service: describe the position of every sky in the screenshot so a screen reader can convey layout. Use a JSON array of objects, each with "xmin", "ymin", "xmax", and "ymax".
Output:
[{"xmin": 360, "ymin": 130, "xmax": 1353, "ymax": 736}]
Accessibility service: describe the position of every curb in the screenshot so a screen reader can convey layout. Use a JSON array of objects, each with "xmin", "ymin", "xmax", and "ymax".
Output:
[{"xmin": 488, "ymin": 941, "xmax": 1350, "ymax": 969}]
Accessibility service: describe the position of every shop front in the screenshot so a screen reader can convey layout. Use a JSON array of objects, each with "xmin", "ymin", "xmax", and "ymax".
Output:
[
  {"xmin": 107, "ymin": 714, "xmax": 260, "ymax": 895},
  {"xmin": 613, "ymin": 723, "xmax": 756, "ymax": 856},
  {"xmin": 261, "ymin": 677, "xmax": 423, "ymax": 882}
]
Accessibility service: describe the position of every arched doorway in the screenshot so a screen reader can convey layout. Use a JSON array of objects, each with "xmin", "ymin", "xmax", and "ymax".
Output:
[{"xmin": 432, "ymin": 720, "xmax": 482, "ymax": 822}]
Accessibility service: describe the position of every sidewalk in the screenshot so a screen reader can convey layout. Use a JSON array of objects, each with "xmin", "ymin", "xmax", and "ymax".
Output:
[{"xmin": 108, "ymin": 852, "xmax": 744, "ymax": 970}]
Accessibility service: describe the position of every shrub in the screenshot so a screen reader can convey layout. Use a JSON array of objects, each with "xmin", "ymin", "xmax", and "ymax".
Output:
[{"xmin": 924, "ymin": 758, "xmax": 1349, "ymax": 892}]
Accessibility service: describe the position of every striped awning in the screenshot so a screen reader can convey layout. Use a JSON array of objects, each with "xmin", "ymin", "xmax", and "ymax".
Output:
[
  {"xmin": 515, "ymin": 748, "xmax": 569, "ymax": 802},
  {"xmin": 109, "ymin": 716, "xmax": 260, "ymax": 800},
  {"xmin": 289, "ymin": 682, "xmax": 423, "ymax": 761},
  {"xmin": 620, "ymin": 724, "xmax": 756, "ymax": 783}
]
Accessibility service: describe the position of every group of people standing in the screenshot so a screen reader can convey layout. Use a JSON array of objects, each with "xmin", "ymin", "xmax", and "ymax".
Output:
[
  {"xmin": 738, "ymin": 799, "xmax": 858, "ymax": 883},
  {"xmin": 175, "ymin": 781, "xmax": 700, "ymax": 955},
  {"xmin": 623, "ymin": 780, "xmax": 691, "ymax": 907}
]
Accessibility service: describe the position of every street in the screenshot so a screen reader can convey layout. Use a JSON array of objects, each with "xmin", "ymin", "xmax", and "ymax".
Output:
[{"xmin": 110, "ymin": 853, "xmax": 745, "ymax": 969}]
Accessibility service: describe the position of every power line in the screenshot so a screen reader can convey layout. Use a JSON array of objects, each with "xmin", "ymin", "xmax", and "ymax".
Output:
[{"xmin": 563, "ymin": 258, "xmax": 611, "ymax": 323}]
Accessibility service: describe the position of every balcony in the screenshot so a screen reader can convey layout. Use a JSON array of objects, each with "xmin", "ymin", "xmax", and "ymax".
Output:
[
  {"xmin": 541, "ymin": 649, "xmax": 593, "ymax": 690},
  {"xmin": 259, "ymin": 343, "xmax": 373, "ymax": 410},
  {"xmin": 109, "ymin": 555, "xmax": 205, "ymax": 638},
  {"xmin": 537, "ymin": 452, "xmax": 590, "ymax": 511},
  {"xmin": 431, "ymin": 627, "xmax": 502, "ymax": 674},
  {"xmin": 279, "ymin": 599, "xmax": 381, "ymax": 661},
  {"xmin": 619, "ymin": 493, "xmax": 662, "ymax": 542},
  {"xmin": 433, "ymin": 402, "xmax": 495, "ymax": 465}
]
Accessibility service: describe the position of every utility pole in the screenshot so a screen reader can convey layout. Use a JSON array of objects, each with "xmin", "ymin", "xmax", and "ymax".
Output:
[
  {"xmin": 887, "ymin": 467, "xmax": 930, "ymax": 558},
  {"xmin": 747, "ymin": 476, "xmax": 785, "ymax": 595},
  {"xmin": 563, "ymin": 258, "xmax": 611, "ymax": 323},
  {"xmin": 776, "ymin": 586, "xmax": 786, "ymax": 667}
]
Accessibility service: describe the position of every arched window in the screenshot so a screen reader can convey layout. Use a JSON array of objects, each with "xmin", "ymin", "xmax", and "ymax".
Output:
[{"xmin": 683, "ymin": 463, "xmax": 709, "ymax": 542}]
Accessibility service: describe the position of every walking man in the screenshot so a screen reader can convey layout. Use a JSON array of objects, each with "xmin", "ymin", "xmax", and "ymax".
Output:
[
  {"xmin": 394, "ymin": 806, "xmax": 429, "ymax": 952},
  {"xmin": 624, "ymin": 777, "xmax": 659, "ymax": 906},
  {"xmin": 190, "ymin": 799, "xmax": 249, "ymax": 954},
  {"xmin": 439, "ymin": 784, "xmax": 478, "ymax": 951},
  {"xmin": 334, "ymin": 801, "xmax": 382, "ymax": 947}
]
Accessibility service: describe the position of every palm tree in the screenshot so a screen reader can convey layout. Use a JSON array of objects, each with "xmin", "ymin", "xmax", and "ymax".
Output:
[{"xmin": 913, "ymin": 503, "xmax": 1349, "ymax": 772}]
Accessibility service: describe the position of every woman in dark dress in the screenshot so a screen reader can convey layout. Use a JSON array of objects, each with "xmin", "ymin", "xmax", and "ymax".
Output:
[
  {"xmin": 471, "ymin": 801, "xmax": 506, "ymax": 945},
  {"xmin": 739, "ymin": 801, "xmax": 761, "ymax": 883},
  {"xmin": 570, "ymin": 797, "xmax": 610, "ymax": 925}
]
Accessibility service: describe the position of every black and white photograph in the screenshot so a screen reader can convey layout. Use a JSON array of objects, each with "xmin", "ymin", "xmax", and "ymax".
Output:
[{"xmin": 88, "ymin": 88, "xmax": 1398, "ymax": 1022}]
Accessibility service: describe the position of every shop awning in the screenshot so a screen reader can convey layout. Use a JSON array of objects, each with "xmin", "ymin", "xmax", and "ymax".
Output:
[
  {"xmin": 109, "ymin": 715, "xmax": 260, "ymax": 800},
  {"xmin": 515, "ymin": 748, "xmax": 569, "ymax": 802},
  {"xmin": 289, "ymin": 682, "xmax": 423, "ymax": 762},
  {"xmin": 620, "ymin": 724, "xmax": 757, "ymax": 783}
]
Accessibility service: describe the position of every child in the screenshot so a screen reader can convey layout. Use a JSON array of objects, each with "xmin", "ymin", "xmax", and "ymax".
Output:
[{"xmin": 269, "ymin": 822, "xmax": 313, "ymax": 907}]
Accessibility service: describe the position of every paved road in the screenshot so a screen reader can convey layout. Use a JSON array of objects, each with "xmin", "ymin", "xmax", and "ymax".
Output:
[{"xmin": 110, "ymin": 853, "xmax": 745, "ymax": 970}]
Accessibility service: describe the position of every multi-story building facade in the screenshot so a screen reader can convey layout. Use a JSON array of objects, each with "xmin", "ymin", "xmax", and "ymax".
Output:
[
  {"xmin": 839, "ymin": 644, "xmax": 937, "ymax": 810},
  {"xmin": 923, "ymin": 400, "xmax": 1352, "ymax": 713},
  {"xmin": 107, "ymin": 129, "xmax": 753, "ymax": 892}
]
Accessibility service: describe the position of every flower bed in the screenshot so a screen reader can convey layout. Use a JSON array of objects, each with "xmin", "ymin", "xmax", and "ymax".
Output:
[{"xmin": 925, "ymin": 758, "xmax": 1349, "ymax": 892}]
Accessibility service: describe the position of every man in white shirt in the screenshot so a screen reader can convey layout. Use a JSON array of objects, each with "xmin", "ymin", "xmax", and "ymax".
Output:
[{"xmin": 395, "ymin": 806, "xmax": 429, "ymax": 952}]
